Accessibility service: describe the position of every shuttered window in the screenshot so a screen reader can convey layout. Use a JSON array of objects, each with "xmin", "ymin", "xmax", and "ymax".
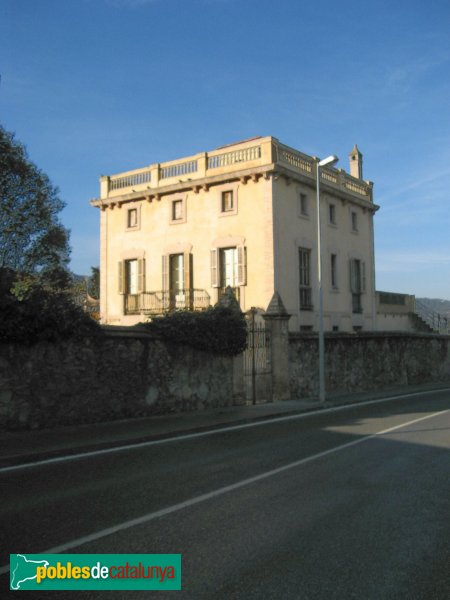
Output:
[
  {"xmin": 299, "ymin": 248, "xmax": 312, "ymax": 310},
  {"xmin": 211, "ymin": 246, "xmax": 246, "ymax": 303},
  {"xmin": 350, "ymin": 258, "xmax": 365, "ymax": 313}
]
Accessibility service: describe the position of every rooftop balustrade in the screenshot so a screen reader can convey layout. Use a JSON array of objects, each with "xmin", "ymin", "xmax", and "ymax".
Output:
[{"xmin": 98, "ymin": 137, "xmax": 373, "ymax": 203}]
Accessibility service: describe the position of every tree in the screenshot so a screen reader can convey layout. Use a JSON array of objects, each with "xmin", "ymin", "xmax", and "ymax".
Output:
[
  {"xmin": 0, "ymin": 126, "xmax": 101, "ymax": 342},
  {"xmin": 0, "ymin": 125, "xmax": 70, "ymax": 281},
  {"xmin": 87, "ymin": 266, "xmax": 100, "ymax": 300}
]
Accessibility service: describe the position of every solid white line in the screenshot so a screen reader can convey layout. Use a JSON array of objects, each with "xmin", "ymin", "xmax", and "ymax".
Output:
[
  {"xmin": 0, "ymin": 407, "xmax": 448, "ymax": 576},
  {"xmin": 1, "ymin": 387, "xmax": 449, "ymax": 475}
]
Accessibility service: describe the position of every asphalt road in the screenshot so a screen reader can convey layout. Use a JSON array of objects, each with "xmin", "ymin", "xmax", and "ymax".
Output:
[{"xmin": 1, "ymin": 391, "xmax": 449, "ymax": 599}]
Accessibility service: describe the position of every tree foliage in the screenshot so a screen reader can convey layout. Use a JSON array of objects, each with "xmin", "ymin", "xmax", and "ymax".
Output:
[
  {"xmin": 87, "ymin": 266, "xmax": 100, "ymax": 300},
  {"xmin": 0, "ymin": 268, "xmax": 100, "ymax": 344},
  {"xmin": 0, "ymin": 125, "xmax": 100, "ymax": 343},
  {"xmin": 0, "ymin": 125, "xmax": 70, "ymax": 279}
]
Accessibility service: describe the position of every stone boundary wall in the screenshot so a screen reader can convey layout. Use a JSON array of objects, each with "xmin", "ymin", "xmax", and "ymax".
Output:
[
  {"xmin": 0, "ymin": 327, "xmax": 239, "ymax": 431},
  {"xmin": 289, "ymin": 332, "xmax": 450, "ymax": 398}
]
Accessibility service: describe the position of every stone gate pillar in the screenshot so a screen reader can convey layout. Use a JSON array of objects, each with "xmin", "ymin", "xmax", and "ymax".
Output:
[{"xmin": 263, "ymin": 292, "xmax": 291, "ymax": 402}]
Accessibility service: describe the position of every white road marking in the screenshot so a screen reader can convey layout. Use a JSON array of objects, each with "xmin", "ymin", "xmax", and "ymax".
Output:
[
  {"xmin": 0, "ymin": 406, "xmax": 448, "ymax": 575},
  {"xmin": 1, "ymin": 387, "xmax": 449, "ymax": 475}
]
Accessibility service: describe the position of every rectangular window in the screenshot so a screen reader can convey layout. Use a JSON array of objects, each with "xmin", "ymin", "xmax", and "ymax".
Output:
[
  {"xmin": 169, "ymin": 253, "xmax": 185, "ymax": 309},
  {"xmin": 121, "ymin": 258, "xmax": 145, "ymax": 314},
  {"xmin": 126, "ymin": 259, "xmax": 139, "ymax": 295},
  {"xmin": 163, "ymin": 253, "xmax": 193, "ymax": 310},
  {"xmin": 211, "ymin": 246, "xmax": 246, "ymax": 304},
  {"xmin": 331, "ymin": 253, "xmax": 337, "ymax": 288},
  {"xmin": 127, "ymin": 208, "xmax": 138, "ymax": 228},
  {"xmin": 220, "ymin": 247, "xmax": 238, "ymax": 287},
  {"xmin": 351, "ymin": 211, "xmax": 358, "ymax": 231},
  {"xmin": 172, "ymin": 199, "xmax": 183, "ymax": 221},
  {"xmin": 299, "ymin": 193, "xmax": 308, "ymax": 216},
  {"xmin": 221, "ymin": 191, "xmax": 234, "ymax": 212},
  {"xmin": 329, "ymin": 203, "xmax": 336, "ymax": 224},
  {"xmin": 350, "ymin": 258, "xmax": 365, "ymax": 313},
  {"xmin": 299, "ymin": 248, "xmax": 312, "ymax": 310}
]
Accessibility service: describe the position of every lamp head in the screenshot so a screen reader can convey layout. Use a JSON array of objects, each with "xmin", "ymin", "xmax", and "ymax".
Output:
[{"xmin": 318, "ymin": 155, "xmax": 339, "ymax": 168}]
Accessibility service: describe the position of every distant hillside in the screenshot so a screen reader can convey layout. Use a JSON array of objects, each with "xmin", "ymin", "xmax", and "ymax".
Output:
[{"xmin": 417, "ymin": 298, "xmax": 450, "ymax": 318}]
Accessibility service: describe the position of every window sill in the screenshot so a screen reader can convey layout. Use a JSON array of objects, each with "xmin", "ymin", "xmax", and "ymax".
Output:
[{"xmin": 219, "ymin": 210, "xmax": 238, "ymax": 218}]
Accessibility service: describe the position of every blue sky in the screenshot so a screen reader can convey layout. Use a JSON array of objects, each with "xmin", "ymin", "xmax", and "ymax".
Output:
[{"xmin": 1, "ymin": 0, "xmax": 450, "ymax": 298}]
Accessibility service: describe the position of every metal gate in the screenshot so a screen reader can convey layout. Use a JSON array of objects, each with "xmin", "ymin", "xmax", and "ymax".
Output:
[{"xmin": 244, "ymin": 309, "xmax": 272, "ymax": 404}]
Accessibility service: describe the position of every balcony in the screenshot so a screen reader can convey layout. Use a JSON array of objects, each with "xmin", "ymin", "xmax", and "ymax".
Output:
[{"xmin": 125, "ymin": 289, "xmax": 211, "ymax": 316}]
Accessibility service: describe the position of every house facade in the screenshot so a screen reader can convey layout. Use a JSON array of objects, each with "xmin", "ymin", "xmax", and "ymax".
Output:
[{"xmin": 91, "ymin": 136, "xmax": 379, "ymax": 332}]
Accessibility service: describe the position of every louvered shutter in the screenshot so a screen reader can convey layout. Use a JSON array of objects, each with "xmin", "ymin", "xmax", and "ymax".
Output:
[
  {"xmin": 210, "ymin": 249, "xmax": 218, "ymax": 287},
  {"xmin": 349, "ymin": 259, "xmax": 357, "ymax": 293},
  {"xmin": 118, "ymin": 261, "xmax": 125, "ymax": 294},
  {"xmin": 184, "ymin": 252, "xmax": 193, "ymax": 292},
  {"xmin": 162, "ymin": 255, "xmax": 169, "ymax": 292},
  {"xmin": 361, "ymin": 261, "xmax": 366, "ymax": 293},
  {"xmin": 237, "ymin": 246, "xmax": 247, "ymax": 286},
  {"xmin": 137, "ymin": 259, "xmax": 145, "ymax": 293}
]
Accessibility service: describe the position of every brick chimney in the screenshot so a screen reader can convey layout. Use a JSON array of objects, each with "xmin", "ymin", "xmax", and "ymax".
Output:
[{"xmin": 349, "ymin": 144, "xmax": 363, "ymax": 179}]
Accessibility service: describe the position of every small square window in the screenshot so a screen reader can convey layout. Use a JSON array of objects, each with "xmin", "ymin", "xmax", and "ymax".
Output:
[
  {"xmin": 351, "ymin": 211, "xmax": 358, "ymax": 231},
  {"xmin": 329, "ymin": 203, "xmax": 336, "ymax": 224},
  {"xmin": 127, "ymin": 208, "xmax": 138, "ymax": 229},
  {"xmin": 172, "ymin": 199, "xmax": 183, "ymax": 221},
  {"xmin": 221, "ymin": 191, "xmax": 234, "ymax": 212},
  {"xmin": 299, "ymin": 193, "xmax": 308, "ymax": 216}
]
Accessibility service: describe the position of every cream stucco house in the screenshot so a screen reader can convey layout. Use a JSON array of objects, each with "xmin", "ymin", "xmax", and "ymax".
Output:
[{"xmin": 91, "ymin": 136, "xmax": 379, "ymax": 332}]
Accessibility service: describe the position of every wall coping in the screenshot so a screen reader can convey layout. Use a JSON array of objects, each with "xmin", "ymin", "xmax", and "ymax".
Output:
[
  {"xmin": 289, "ymin": 331, "xmax": 450, "ymax": 341},
  {"xmin": 101, "ymin": 324, "xmax": 159, "ymax": 340}
]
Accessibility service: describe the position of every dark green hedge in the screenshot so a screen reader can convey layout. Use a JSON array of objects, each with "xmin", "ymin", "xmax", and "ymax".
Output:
[{"xmin": 146, "ymin": 305, "xmax": 247, "ymax": 356}]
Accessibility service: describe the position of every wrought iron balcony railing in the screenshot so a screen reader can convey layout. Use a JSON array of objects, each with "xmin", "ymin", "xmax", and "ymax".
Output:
[{"xmin": 125, "ymin": 289, "xmax": 211, "ymax": 315}]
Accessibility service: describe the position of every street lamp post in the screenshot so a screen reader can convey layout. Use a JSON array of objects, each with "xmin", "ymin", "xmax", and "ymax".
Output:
[{"xmin": 316, "ymin": 154, "xmax": 339, "ymax": 403}]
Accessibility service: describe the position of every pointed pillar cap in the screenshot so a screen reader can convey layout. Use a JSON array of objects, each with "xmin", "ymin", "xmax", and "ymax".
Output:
[{"xmin": 265, "ymin": 292, "xmax": 289, "ymax": 316}]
